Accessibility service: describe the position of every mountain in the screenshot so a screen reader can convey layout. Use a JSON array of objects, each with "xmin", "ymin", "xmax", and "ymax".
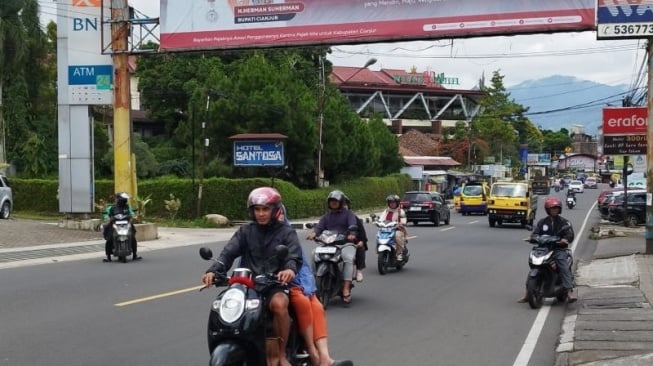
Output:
[{"xmin": 507, "ymin": 75, "xmax": 631, "ymax": 135}]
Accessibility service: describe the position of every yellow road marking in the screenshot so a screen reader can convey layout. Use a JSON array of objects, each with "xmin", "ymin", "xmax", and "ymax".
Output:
[{"xmin": 115, "ymin": 285, "xmax": 205, "ymax": 307}]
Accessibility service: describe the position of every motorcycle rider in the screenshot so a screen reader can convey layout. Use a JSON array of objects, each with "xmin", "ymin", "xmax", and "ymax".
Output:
[
  {"xmin": 202, "ymin": 187, "xmax": 303, "ymax": 366},
  {"xmin": 102, "ymin": 192, "xmax": 141, "ymax": 262},
  {"xmin": 518, "ymin": 197, "xmax": 577, "ymax": 303},
  {"xmin": 378, "ymin": 194, "xmax": 407, "ymax": 261},
  {"xmin": 566, "ymin": 189, "xmax": 576, "ymax": 206},
  {"xmin": 307, "ymin": 190, "xmax": 358, "ymax": 304},
  {"xmin": 278, "ymin": 206, "xmax": 354, "ymax": 366}
]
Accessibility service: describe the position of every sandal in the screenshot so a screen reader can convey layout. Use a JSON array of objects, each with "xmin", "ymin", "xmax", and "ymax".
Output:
[{"xmin": 342, "ymin": 292, "xmax": 352, "ymax": 304}]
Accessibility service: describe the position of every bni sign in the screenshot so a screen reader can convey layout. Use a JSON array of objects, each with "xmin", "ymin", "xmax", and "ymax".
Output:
[{"xmin": 233, "ymin": 140, "xmax": 285, "ymax": 167}]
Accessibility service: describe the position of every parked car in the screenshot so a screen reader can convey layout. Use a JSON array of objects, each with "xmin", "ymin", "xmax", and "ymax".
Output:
[
  {"xmin": 600, "ymin": 188, "xmax": 645, "ymax": 219},
  {"xmin": 598, "ymin": 187, "xmax": 622, "ymax": 208},
  {"xmin": 0, "ymin": 174, "xmax": 12, "ymax": 219},
  {"xmin": 401, "ymin": 191, "xmax": 451, "ymax": 226},
  {"xmin": 608, "ymin": 191, "xmax": 647, "ymax": 226},
  {"xmin": 568, "ymin": 180, "xmax": 584, "ymax": 193},
  {"xmin": 584, "ymin": 177, "xmax": 598, "ymax": 189}
]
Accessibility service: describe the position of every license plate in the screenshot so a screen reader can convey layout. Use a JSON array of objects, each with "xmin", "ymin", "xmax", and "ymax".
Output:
[
  {"xmin": 315, "ymin": 246, "xmax": 337, "ymax": 254},
  {"xmin": 410, "ymin": 206, "xmax": 421, "ymax": 211}
]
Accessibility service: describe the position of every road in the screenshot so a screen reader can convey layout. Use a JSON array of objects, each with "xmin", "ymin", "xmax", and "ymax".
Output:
[{"xmin": 0, "ymin": 188, "xmax": 601, "ymax": 366}]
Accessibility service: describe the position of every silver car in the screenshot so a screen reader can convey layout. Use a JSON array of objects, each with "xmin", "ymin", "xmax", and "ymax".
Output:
[{"xmin": 0, "ymin": 174, "xmax": 12, "ymax": 219}]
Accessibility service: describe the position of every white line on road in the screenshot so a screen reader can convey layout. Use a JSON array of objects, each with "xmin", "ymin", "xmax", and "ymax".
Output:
[
  {"xmin": 468, "ymin": 220, "xmax": 479, "ymax": 224},
  {"xmin": 440, "ymin": 227, "xmax": 455, "ymax": 232},
  {"xmin": 511, "ymin": 201, "xmax": 596, "ymax": 366},
  {"xmin": 115, "ymin": 285, "xmax": 204, "ymax": 307}
]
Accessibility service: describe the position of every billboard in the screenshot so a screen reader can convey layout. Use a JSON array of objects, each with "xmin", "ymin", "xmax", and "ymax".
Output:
[
  {"xmin": 597, "ymin": 0, "xmax": 653, "ymax": 39},
  {"xmin": 233, "ymin": 140, "xmax": 285, "ymax": 166},
  {"xmin": 602, "ymin": 107, "xmax": 647, "ymax": 135},
  {"xmin": 160, "ymin": 0, "xmax": 596, "ymax": 51}
]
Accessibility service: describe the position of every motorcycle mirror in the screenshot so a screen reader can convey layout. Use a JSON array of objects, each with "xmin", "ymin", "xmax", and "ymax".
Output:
[
  {"xmin": 305, "ymin": 223, "xmax": 315, "ymax": 229},
  {"xmin": 370, "ymin": 213, "xmax": 377, "ymax": 220},
  {"xmin": 199, "ymin": 247, "xmax": 214, "ymax": 260}
]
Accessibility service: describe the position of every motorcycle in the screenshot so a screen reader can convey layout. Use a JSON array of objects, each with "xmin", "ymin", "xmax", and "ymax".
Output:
[
  {"xmin": 312, "ymin": 230, "xmax": 352, "ymax": 309},
  {"xmin": 566, "ymin": 195, "xmax": 576, "ymax": 209},
  {"xmin": 524, "ymin": 225, "xmax": 574, "ymax": 309},
  {"xmin": 110, "ymin": 213, "xmax": 132, "ymax": 263},
  {"xmin": 199, "ymin": 246, "xmax": 311, "ymax": 366},
  {"xmin": 374, "ymin": 220, "xmax": 409, "ymax": 275}
]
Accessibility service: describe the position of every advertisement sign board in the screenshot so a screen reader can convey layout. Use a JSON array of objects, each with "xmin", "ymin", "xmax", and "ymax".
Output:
[
  {"xmin": 160, "ymin": 0, "xmax": 595, "ymax": 51},
  {"xmin": 233, "ymin": 140, "xmax": 285, "ymax": 166},
  {"xmin": 602, "ymin": 107, "xmax": 647, "ymax": 135},
  {"xmin": 597, "ymin": 0, "xmax": 653, "ymax": 39},
  {"xmin": 527, "ymin": 153, "xmax": 552, "ymax": 166},
  {"xmin": 603, "ymin": 135, "xmax": 647, "ymax": 155}
]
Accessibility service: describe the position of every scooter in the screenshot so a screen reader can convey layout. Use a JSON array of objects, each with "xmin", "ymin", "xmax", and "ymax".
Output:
[
  {"xmin": 566, "ymin": 195, "xmax": 576, "ymax": 209},
  {"xmin": 312, "ymin": 230, "xmax": 352, "ymax": 309},
  {"xmin": 374, "ymin": 220, "xmax": 409, "ymax": 275},
  {"xmin": 110, "ymin": 213, "xmax": 132, "ymax": 263},
  {"xmin": 524, "ymin": 225, "xmax": 574, "ymax": 309},
  {"xmin": 199, "ymin": 246, "xmax": 311, "ymax": 366}
]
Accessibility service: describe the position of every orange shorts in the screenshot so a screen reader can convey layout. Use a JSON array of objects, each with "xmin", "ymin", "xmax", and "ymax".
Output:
[{"xmin": 289, "ymin": 287, "xmax": 327, "ymax": 341}]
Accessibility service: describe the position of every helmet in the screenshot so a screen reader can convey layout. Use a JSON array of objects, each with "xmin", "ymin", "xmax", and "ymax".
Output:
[
  {"xmin": 247, "ymin": 187, "xmax": 282, "ymax": 221},
  {"xmin": 544, "ymin": 196, "xmax": 562, "ymax": 215},
  {"xmin": 386, "ymin": 194, "xmax": 400, "ymax": 207},
  {"xmin": 327, "ymin": 190, "xmax": 347, "ymax": 209},
  {"xmin": 116, "ymin": 192, "xmax": 129, "ymax": 207}
]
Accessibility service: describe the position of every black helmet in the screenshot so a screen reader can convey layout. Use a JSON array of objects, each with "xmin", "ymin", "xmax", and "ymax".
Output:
[
  {"xmin": 116, "ymin": 192, "xmax": 129, "ymax": 207},
  {"xmin": 327, "ymin": 190, "xmax": 347, "ymax": 209}
]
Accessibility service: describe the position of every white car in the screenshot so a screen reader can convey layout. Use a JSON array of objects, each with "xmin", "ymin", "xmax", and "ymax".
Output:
[
  {"xmin": 0, "ymin": 174, "xmax": 12, "ymax": 219},
  {"xmin": 568, "ymin": 180, "xmax": 584, "ymax": 193}
]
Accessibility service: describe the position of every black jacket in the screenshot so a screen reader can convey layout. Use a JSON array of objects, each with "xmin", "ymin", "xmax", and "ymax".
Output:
[
  {"xmin": 209, "ymin": 221, "xmax": 302, "ymax": 276},
  {"xmin": 532, "ymin": 215, "xmax": 574, "ymax": 245}
]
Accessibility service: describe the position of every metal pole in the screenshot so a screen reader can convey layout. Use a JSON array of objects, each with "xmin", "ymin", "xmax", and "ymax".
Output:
[
  {"xmin": 111, "ymin": 0, "xmax": 134, "ymax": 196},
  {"xmin": 316, "ymin": 56, "xmax": 325, "ymax": 187},
  {"xmin": 647, "ymin": 39, "xmax": 653, "ymax": 253},
  {"xmin": 197, "ymin": 94, "xmax": 209, "ymax": 217}
]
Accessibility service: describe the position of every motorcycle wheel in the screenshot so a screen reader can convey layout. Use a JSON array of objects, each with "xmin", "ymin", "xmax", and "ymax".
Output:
[
  {"xmin": 625, "ymin": 214, "xmax": 639, "ymax": 227},
  {"xmin": 377, "ymin": 252, "xmax": 389, "ymax": 275},
  {"xmin": 119, "ymin": 255, "xmax": 127, "ymax": 263},
  {"xmin": 567, "ymin": 204, "xmax": 573, "ymax": 209},
  {"xmin": 317, "ymin": 276, "xmax": 332, "ymax": 310},
  {"xmin": 556, "ymin": 292, "xmax": 567, "ymax": 303},
  {"xmin": 526, "ymin": 277, "xmax": 544, "ymax": 309}
]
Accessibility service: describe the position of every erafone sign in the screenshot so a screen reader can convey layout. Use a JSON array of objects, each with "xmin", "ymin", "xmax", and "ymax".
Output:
[
  {"xmin": 160, "ymin": 0, "xmax": 595, "ymax": 51},
  {"xmin": 602, "ymin": 107, "xmax": 647, "ymax": 134}
]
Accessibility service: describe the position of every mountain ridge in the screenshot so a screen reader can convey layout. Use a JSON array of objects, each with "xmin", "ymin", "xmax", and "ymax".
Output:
[{"xmin": 507, "ymin": 75, "xmax": 631, "ymax": 135}]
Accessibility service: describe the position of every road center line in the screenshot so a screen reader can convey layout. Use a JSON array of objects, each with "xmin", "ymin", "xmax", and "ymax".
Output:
[
  {"xmin": 115, "ymin": 285, "xmax": 204, "ymax": 307},
  {"xmin": 468, "ymin": 220, "xmax": 478, "ymax": 224},
  {"xmin": 440, "ymin": 227, "xmax": 455, "ymax": 232}
]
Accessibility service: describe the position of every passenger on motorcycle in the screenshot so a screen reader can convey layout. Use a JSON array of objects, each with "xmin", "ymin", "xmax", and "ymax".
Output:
[
  {"xmin": 102, "ymin": 192, "xmax": 141, "ymax": 262},
  {"xmin": 202, "ymin": 187, "xmax": 303, "ymax": 366},
  {"xmin": 342, "ymin": 195, "xmax": 368, "ymax": 283},
  {"xmin": 378, "ymin": 194, "xmax": 407, "ymax": 261},
  {"xmin": 307, "ymin": 190, "xmax": 358, "ymax": 304},
  {"xmin": 518, "ymin": 197, "xmax": 577, "ymax": 303},
  {"xmin": 278, "ymin": 206, "xmax": 354, "ymax": 366}
]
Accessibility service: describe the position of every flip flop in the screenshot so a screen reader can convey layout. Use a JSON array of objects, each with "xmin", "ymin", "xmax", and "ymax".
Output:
[{"xmin": 342, "ymin": 292, "xmax": 352, "ymax": 304}]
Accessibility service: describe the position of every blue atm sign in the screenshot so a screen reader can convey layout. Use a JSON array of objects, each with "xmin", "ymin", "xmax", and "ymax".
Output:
[
  {"xmin": 68, "ymin": 65, "xmax": 113, "ymax": 86},
  {"xmin": 233, "ymin": 140, "xmax": 285, "ymax": 167}
]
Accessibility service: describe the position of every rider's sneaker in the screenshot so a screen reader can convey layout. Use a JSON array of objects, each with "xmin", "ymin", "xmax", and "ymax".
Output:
[
  {"xmin": 355, "ymin": 270, "xmax": 364, "ymax": 282},
  {"xmin": 396, "ymin": 254, "xmax": 403, "ymax": 261}
]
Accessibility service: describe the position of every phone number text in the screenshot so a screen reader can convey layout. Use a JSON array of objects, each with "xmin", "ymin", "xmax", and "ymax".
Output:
[{"xmin": 598, "ymin": 23, "xmax": 653, "ymax": 38}]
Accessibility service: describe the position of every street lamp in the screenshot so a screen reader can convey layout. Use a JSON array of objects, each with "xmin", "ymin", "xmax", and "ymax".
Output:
[{"xmin": 316, "ymin": 57, "xmax": 377, "ymax": 186}]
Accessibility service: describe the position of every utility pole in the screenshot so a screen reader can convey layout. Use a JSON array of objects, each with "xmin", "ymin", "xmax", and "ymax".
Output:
[
  {"xmin": 196, "ymin": 94, "xmax": 210, "ymax": 217},
  {"xmin": 316, "ymin": 56, "xmax": 325, "ymax": 187},
  {"xmin": 111, "ymin": 0, "xmax": 136, "ymax": 197},
  {"xmin": 647, "ymin": 39, "xmax": 653, "ymax": 253}
]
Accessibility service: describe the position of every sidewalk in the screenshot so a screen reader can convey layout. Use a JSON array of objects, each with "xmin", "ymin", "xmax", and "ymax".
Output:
[{"xmin": 555, "ymin": 223, "xmax": 653, "ymax": 366}]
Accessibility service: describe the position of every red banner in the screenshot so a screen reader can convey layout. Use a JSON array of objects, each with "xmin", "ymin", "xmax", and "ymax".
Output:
[
  {"xmin": 160, "ymin": 0, "xmax": 595, "ymax": 51},
  {"xmin": 602, "ymin": 107, "xmax": 647, "ymax": 135}
]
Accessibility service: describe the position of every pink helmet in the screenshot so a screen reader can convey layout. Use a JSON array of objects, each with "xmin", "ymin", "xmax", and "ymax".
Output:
[{"xmin": 247, "ymin": 187, "xmax": 282, "ymax": 220}]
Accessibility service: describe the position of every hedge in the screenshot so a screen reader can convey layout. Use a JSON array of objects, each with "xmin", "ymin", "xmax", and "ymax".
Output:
[{"xmin": 11, "ymin": 174, "xmax": 412, "ymax": 221}]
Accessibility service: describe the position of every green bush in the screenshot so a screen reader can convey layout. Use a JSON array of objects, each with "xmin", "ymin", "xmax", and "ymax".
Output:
[{"xmin": 11, "ymin": 174, "xmax": 412, "ymax": 221}]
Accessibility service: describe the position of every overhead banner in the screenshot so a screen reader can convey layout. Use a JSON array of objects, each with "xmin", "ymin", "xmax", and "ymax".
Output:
[
  {"xmin": 602, "ymin": 107, "xmax": 647, "ymax": 135},
  {"xmin": 160, "ymin": 0, "xmax": 596, "ymax": 51}
]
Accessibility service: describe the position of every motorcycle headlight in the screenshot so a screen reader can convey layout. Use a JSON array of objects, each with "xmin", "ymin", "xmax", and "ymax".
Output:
[{"xmin": 218, "ymin": 288, "xmax": 245, "ymax": 323}]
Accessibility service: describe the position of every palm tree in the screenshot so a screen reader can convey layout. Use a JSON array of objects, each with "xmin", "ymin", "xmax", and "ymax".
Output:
[{"xmin": 0, "ymin": 0, "xmax": 28, "ymax": 169}]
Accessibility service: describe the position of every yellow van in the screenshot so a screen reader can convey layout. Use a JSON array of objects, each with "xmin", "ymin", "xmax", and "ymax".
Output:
[
  {"xmin": 459, "ymin": 182, "xmax": 489, "ymax": 216},
  {"xmin": 487, "ymin": 181, "xmax": 537, "ymax": 227}
]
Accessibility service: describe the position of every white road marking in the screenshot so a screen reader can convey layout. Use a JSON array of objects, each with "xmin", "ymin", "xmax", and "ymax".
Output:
[
  {"xmin": 115, "ymin": 285, "xmax": 204, "ymax": 306},
  {"xmin": 512, "ymin": 201, "xmax": 595, "ymax": 366},
  {"xmin": 440, "ymin": 227, "xmax": 455, "ymax": 232},
  {"xmin": 468, "ymin": 220, "xmax": 479, "ymax": 224}
]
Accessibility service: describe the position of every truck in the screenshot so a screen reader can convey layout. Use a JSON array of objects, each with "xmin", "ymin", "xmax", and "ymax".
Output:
[
  {"xmin": 487, "ymin": 181, "xmax": 537, "ymax": 228},
  {"xmin": 531, "ymin": 176, "xmax": 550, "ymax": 195}
]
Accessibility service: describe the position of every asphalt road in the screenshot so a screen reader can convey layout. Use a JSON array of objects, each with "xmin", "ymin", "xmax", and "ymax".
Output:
[{"xmin": 0, "ymin": 187, "xmax": 601, "ymax": 366}]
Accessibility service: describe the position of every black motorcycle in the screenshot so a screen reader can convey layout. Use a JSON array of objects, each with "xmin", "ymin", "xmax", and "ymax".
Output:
[
  {"xmin": 566, "ymin": 194, "xmax": 576, "ymax": 209},
  {"xmin": 312, "ymin": 230, "xmax": 352, "ymax": 309},
  {"xmin": 199, "ymin": 246, "xmax": 311, "ymax": 366},
  {"xmin": 524, "ymin": 225, "xmax": 574, "ymax": 309},
  {"xmin": 110, "ymin": 213, "xmax": 132, "ymax": 263}
]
